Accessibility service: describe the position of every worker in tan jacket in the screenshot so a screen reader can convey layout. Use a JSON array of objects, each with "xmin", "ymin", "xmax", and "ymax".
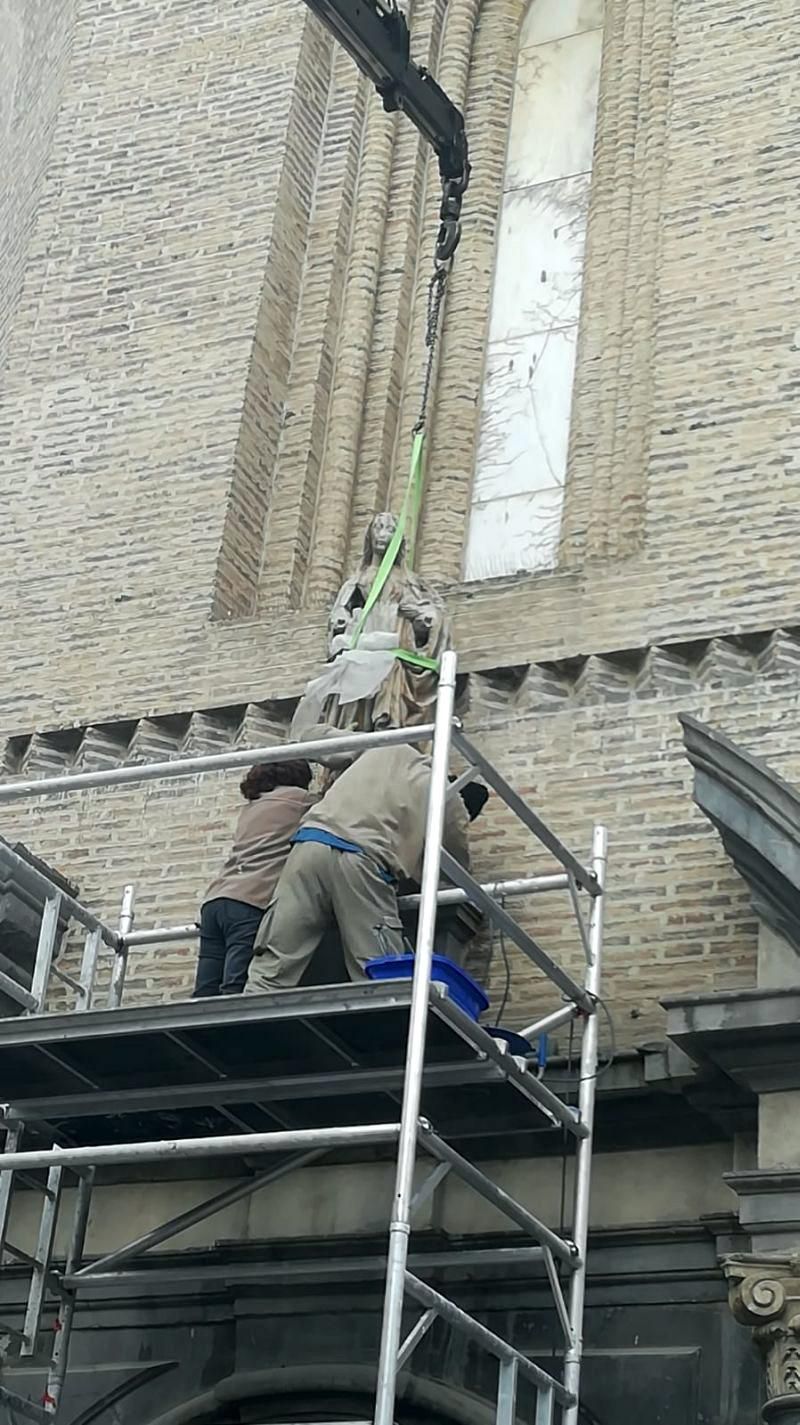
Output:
[
  {"xmin": 248, "ymin": 733, "xmax": 487, "ymax": 990},
  {"xmin": 194, "ymin": 759, "xmax": 316, "ymax": 996}
]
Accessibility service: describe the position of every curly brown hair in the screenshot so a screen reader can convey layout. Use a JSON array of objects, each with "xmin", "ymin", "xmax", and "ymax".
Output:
[{"xmin": 240, "ymin": 759, "xmax": 312, "ymax": 801}]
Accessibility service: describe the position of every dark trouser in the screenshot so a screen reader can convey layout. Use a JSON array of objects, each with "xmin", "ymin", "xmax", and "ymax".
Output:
[{"xmin": 193, "ymin": 897, "xmax": 264, "ymax": 997}]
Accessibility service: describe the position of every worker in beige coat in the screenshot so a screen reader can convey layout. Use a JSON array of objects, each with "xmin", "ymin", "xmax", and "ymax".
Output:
[{"xmin": 248, "ymin": 733, "xmax": 487, "ymax": 990}]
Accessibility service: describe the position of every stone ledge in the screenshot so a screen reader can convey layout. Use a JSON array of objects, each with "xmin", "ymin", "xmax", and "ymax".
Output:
[
  {"xmin": 4, "ymin": 626, "xmax": 800, "ymax": 767},
  {"xmin": 665, "ymin": 987, "xmax": 800, "ymax": 1095}
]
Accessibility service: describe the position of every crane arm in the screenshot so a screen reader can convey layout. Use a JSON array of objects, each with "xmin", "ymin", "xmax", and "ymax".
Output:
[{"xmin": 301, "ymin": 0, "xmax": 470, "ymax": 260}]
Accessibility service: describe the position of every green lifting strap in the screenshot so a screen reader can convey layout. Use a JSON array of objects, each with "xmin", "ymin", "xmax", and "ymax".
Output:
[
  {"xmin": 350, "ymin": 430, "xmax": 436, "ymax": 672},
  {"xmin": 393, "ymin": 648, "xmax": 439, "ymax": 672}
]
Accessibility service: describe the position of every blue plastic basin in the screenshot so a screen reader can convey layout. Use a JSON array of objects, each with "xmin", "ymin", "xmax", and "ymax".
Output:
[
  {"xmin": 486, "ymin": 1026, "xmax": 533, "ymax": 1056},
  {"xmin": 365, "ymin": 953, "xmax": 490, "ymax": 1022}
]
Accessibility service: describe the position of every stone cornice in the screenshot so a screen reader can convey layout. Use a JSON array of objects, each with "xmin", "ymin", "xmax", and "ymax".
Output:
[{"xmin": 4, "ymin": 624, "xmax": 800, "ymax": 763}]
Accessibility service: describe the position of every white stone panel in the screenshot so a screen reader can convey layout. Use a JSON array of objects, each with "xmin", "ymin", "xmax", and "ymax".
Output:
[
  {"xmin": 506, "ymin": 29, "xmax": 602, "ymax": 191},
  {"xmin": 464, "ymin": 486, "xmax": 564, "ymax": 580},
  {"xmin": 488, "ymin": 174, "xmax": 590, "ymax": 343},
  {"xmin": 466, "ymin": 0, "xmax": 602, "ymax": 582},
  {"xmin": 521, "ymin": 0, "xmax": 604, "ymax": 48},
  {"xmin": 473, "ymin": 327, "xmax": 578, "ymax": 502}
]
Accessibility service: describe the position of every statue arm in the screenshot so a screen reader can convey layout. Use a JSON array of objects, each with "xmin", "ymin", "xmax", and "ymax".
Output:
[
  {"xmin": 398, "ymin": 587, "xmax": 443, "ymax": 649},
  {"xmin": 328, "ymin": 579, "xmax": 363, "ymax": 649}
]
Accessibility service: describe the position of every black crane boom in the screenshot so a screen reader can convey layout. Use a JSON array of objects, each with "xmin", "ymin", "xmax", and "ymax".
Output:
[{"xmin": 301, "ymin": 0, "xmax": 470, "ymax": 260}]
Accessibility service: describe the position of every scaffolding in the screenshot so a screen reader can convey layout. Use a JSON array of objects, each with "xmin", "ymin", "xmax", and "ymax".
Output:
[{"xmin": 0, "ymin": 651, "xmax": 607, "ymax": 1425}]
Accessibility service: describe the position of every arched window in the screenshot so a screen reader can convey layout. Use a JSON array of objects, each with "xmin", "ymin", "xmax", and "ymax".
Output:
[{"xmin": 465, "ymin": 0, "xmax": 604, "ymax": 581}]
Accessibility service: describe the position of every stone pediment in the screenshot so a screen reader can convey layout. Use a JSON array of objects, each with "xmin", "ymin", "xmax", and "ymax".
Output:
[{"xmin": 680, "ymin": 713, "xmax": 800, "ymax": 955}]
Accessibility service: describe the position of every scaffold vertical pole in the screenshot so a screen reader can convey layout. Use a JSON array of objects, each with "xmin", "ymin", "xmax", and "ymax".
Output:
[
  {"xmin": 373, "ymin": 650, "xmax": 457, "ymax": 1425},
  {"xmin": 496, "ymin": 1357, "xmax": 518, "ymax": 1425},
  {"xmin": 562, "ymin": 824, "xmax": 608, "ymax": 1424},
  {"xmin": 21, "ymin": 1158, "xmax": 63, "ymax": 1356},
  {"xmin": 30, "ymin": 896, "xmax": 62, "ymax": 1014},
  {"xmin": 0, "ymin": 1122, "xmax": 22, "ymax": 1261},
  {"xmin": 43, "ymin": 1169, "xmax": 94, "ymax": 1415},
  {"xmin": 107, "ymin": 885, "xmax": 135, "ymax": 1008},
  {"xmin": 77, "ymin": 928, "xmax": 102, "ymax": 1012}
]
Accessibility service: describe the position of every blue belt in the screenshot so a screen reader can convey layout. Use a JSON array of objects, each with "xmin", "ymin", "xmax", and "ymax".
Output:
[{"xmin": 293, "ymin": 826, "xmax": 396, "ymax": 885}]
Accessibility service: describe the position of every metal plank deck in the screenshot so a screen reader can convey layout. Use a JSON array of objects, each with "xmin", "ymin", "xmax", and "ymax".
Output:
[{"xmin": 0, "ymin": 983, "xmax": 574, "ymax": 1172}]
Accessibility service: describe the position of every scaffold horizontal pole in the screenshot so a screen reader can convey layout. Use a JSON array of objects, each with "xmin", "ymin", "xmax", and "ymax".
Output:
[
  {"xmin": 3, "ymin": 1061, "xmax": 507, "ymax": 1124},
  {"xmin": 0, "ymin": 724, "xmax": 436, "ymax": 804},
  {"xmin": 0, "ymin": 1123, "xmax": 400, "ymax": 1171},
  {"xmin": 64, "ymin": 1246, "xmax": 548, "ymax": 1291},
  {"xmin": 520, "ymin": 1003, "xmax": 582, "ymax": 1039},
  {"xmin": 122, "ymin": 873, "xmax": 571, "ymax": 948}
]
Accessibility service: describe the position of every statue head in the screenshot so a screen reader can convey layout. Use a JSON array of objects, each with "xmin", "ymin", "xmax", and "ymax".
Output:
[{"xmin": 362, "ymin": 511, "xmax": 405, "ymax": 567}]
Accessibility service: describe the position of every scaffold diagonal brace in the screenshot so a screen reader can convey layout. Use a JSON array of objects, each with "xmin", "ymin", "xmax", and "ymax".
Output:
[
  {"xmin": 0, "ymin": 1386, "xmax": 50, "ymax": 1425},
  {"xmin": 439, "ymin": 850, "xmax": 593, "ymax": 1012},
  {"xmin": 451, "ymin": 730, "xmax": 601, "ymax": 895},
  {"xmin": 397, "ymin": 1307, "xmax": 437, "ymax": 1368}
]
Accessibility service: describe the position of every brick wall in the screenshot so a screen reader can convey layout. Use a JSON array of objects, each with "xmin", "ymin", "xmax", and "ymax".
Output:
[
  {"xmin": 1, "ymin": 0, "xmax": 800, "ymax": 732},
  {"xmin": 2, "ymin": 0, "xmax": 800, "ymax": 1045},
  {"xmin": 0, "ymin": 0, "xmax": 311, "ymax": 732},
  {"xmin": 5, "ymin": 643, "xmax": 800, "ymax": 1043},
  {"xmin": 0, "ymin": 0, "xmax": 75, "ymax": 373}
]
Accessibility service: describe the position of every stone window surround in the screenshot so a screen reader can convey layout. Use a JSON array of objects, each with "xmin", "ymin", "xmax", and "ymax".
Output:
[{"xmin": 221, "ymin": 0, "xmax": 675, "ymax": 624}]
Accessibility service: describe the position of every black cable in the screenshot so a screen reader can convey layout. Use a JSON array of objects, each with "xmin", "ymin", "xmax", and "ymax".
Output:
[
  {"xmin": 493, "ymin": 898, "xmax": 511, "ymax": 1026},
  {"xmin": 412, "ymin": 265, "xmax": 448, "ymax": 436},
  {"xmin": 542, "ymin": 995, "xmax": 618, "ymax": 1090},
  {"xmin": 590, "ymin": 994, "xmax": 617, "ymax": 1083}
]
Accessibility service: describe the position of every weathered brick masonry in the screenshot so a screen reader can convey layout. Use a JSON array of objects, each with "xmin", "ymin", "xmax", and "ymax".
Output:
[
  {"xmin": 0, "ymin": 0, "xmax": 75, "ymax": 369},
  {"xmin": 5, "ymin": 636, "xmax": 800, "ymax": 1044},
  {"xmin": 1, "ymin": 0, "xmax": 799, "ymax": 1045}
]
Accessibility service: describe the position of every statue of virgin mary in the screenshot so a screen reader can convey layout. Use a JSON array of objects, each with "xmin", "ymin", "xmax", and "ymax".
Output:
[{"xmin": 292, "ymin": 511, "xmax": 451, "ymax": 737}]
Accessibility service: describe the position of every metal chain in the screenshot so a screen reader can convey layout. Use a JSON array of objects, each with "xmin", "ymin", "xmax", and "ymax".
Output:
[{"xmin": 412, "ymin": 262, "xmax": 449, "ymax": 436}]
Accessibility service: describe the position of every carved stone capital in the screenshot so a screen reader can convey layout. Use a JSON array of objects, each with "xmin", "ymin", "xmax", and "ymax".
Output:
[{"xmin": 724, "ymin": 1254, "xmax": 800, "ymax": 1419}]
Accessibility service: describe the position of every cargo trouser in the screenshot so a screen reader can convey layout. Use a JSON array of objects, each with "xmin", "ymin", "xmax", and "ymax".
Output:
[{"xmin": 248, "ymin": 840, "xmax": 405, "ymax": 991}]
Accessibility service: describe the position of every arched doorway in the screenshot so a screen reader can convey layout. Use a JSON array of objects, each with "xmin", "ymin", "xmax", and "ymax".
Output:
[
  {"xmin": 148, "ymin": 1368, "xmax": 604, "ymax": 1425},
  {"xmin": 146, "ymin": 1366, "xmax": 495, "ymax": 1425}
]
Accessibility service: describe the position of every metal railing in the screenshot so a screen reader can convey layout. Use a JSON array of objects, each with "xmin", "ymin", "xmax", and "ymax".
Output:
[{"xmin": 0, "ymin": 649, "xmax": 607, "ymax": 1425}]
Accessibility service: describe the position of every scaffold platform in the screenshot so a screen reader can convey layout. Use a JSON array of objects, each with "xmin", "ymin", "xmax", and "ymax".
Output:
[
  {"xmin": 0, "ymin": 650, "xmax": 607, "ymax": 1425},
  {"xmin": 0, "ymin": 982, "xmax": 582, "ymax": 1170}
]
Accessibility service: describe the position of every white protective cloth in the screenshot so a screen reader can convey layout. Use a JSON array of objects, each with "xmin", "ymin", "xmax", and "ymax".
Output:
[{"xmin": 290, "ymin": 634, "xmax": 398, "ymax": 742}]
